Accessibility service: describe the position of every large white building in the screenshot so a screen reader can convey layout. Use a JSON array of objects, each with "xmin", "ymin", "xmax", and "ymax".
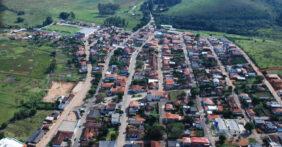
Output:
[
  {"xmin": 214, "ymin": 118, "xmax": 246, "ymax": 138},
  {"xmin": 0, "ymin": 138, "xmax": 24, "ymax": 147}
]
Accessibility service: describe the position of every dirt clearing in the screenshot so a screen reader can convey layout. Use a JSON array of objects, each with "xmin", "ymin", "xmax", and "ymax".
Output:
[{"xmin": 43, "ymin": 81, "xmax": 75, "ymax": 102}]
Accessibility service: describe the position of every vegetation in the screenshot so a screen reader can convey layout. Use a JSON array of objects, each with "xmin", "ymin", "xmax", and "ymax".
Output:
[
  {"xmin": 150, "ymin": 0, "xmax": 282, "ymax": 35},
  {"xmin": 103, "ymin": 16, "xmax": 127, "ymax": 27},
  {"xmin": 59, "ymin": 11, "xmax": 75, "ymax": 20},
  {"xmin": 98, "ymin": 3, "xmax": 119, "ymax": 15},
  {"xmin": 3, "ymin": 111, "xmax": 51, "ymax": 141},
  {"xmin": 1, "ymin": 0, "xmax": 144, "ymax": 30},
  {"xmin": 45, "ymin": 24, "xmax": 80, "ymax": 35}
]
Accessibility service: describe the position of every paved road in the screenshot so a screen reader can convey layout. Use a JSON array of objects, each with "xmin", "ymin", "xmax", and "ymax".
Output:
[
  {"xmin": 36, "ymin": 35, "xmax": 93, "ymax": 147},
  {"xmin": 206, "ymin": 38, "xmax": 263, "ymax": 144},
  {"xmin": 180, "ymin": 33, "xmax": 196, "ymax": 87},
  {"xmin": 157, "ymin": 43, "xmax": 164, "ymax": 91}
]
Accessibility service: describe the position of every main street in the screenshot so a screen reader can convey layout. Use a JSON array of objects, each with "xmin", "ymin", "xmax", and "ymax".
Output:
[{"xmin": 116, "ymin": 33, "xmax": 154, "ymax": 147}]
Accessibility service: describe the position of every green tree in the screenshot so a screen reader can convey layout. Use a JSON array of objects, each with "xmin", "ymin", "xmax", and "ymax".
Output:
[
  {"xmin": 145, "ymin": 124, "xmax": 165, "ymax": 140},
  {"xmin": 244, "ymin": 122, "xmax": 254, "ymax": 132},
  {"xmin": 42, "ymin": 16, "xmax": 53, "ymax": 26},
  {"xmin": 218, "ymin": 135, "xmax": 226, "ymax": 145}
]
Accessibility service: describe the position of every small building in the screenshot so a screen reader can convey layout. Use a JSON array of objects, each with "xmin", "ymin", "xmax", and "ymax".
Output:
[{"xmin": 111, "ymin": 113, "xmax": 120, "ymax": 125}]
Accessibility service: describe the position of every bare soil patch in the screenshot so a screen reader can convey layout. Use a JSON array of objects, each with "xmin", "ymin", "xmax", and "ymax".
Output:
[{"xmin": 43, "ymin": 81, "xmax": 75, "ymax": 102}]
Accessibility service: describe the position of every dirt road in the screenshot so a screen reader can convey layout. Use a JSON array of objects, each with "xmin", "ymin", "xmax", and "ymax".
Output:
[{"xmin": 36, "ymin": 37, "xmax": 93, "ymax": 147}]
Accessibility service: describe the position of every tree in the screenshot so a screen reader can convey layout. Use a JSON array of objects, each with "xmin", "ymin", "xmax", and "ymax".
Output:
[
  {"xmin": 46, "ymin": 59, "xmax": 56, "ymax": 74},
  {"xmin": 42, "ymin": 16, "xmax": 53, "ymax": 26},
  {"xmin": 59, "ymin": 12, "xmax": 75, "ymax": 20},
  {"xmin": 98, "ymin": 3, "xmax": 119, "ymax": 15},
  {"xmin": 59, "ymin": 12, "xmax": 70, "ymax": 20},
  {"xmin": 103, "ymin": 16, "xmax": 127, "ymax": 28},
  {"xmin": 167, "ymin": 122, "xmax": 184, "ymax": 139},
  {"xmin": 218, "ymin": 135, "xmax": 226, "ymax": 145},
  {"xmin": 0, "ymin": 122, "xmax": 7, "ymax": 130},
  {"xmin": 0, "ymin": 132, "xmax": 4, "ymax": 139},
  {"xmin": 191, "ymin": 87, "xmax": 200, "ymax": 97},
  {"xmin": 244, "ymin": 122, "xmax": 254, "ymax": 132},
  {"xmin": 15, "ymin": 17, "xmax": 24, "ymax": 23},
  {"xmin": 145, "ymin": 124, "xmax": 165, "ymax": 140}
]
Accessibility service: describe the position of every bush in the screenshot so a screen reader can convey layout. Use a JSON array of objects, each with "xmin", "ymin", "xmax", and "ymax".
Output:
[
  {"xmin": 15, "ymin": 17, "xmax": 24, "ymax": 23},
  {"xmin": 42, "ymin": 16, "xmax": 53, "ymax": 26},
  {"xmin": 59, "ymin": 12, "xmax": 75, "ymax": 20}
]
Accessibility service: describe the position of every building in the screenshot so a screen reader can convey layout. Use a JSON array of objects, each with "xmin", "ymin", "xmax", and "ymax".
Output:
[
  {"xmin": 214, "ymin": 118, "xmax": 246, "ymax": 138},
  {"xmin": 51, "ymin": 120, "xmax": 77, "ymax": 147},
  {"xmin": 0, "ymin": 138, "xmax": 24, "ymax": 147}
]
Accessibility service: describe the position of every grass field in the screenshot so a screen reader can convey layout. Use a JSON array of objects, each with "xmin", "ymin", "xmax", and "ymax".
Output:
[
  {"xmin": 3, "ymin": 110, "xmax": 51, "ymax": 141},
  {"xmin": 0, "ymin": 36, "xmax": 80, "ymax": 124},
  {"xmin": 44, "ymin": 24, "xmax": 80, "ymax": 35},
  {"xmin": 225, "ymin": 34, "xmax": 282, "ymax": 75},
  {"xmin": 1, "ymin": 0, "xmax": 144, "ymax": 30}
]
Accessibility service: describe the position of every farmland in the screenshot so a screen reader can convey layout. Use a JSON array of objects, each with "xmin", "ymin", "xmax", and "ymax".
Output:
[{"xmin": 0, "ymin": 0, "xmax": 144, "ymax": 30}]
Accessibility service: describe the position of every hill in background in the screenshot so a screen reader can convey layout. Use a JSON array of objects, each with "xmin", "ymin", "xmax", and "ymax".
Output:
[
  {"xmin": 0, "ymin": 0, "xmax": 144, "ymax": 30},
  {"xmin": 153, "ymin": 0, "xmax": 282, "ymax": 35}
]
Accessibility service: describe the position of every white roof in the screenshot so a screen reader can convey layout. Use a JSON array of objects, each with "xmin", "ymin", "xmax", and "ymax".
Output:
[
  {"xmin": 148, "ymin": 79, "xmax": 158, "ymax": 83},
  {"xmin": 58, "ymin": 120, "xmax": 77, "ymax": 132},
  {"xmin": 207, "ymin": 106, "xmax": 218, "ymax": 111},
  {"xmin": 0, "ymin": 138, "xmax": 24, "ymax": 147}
]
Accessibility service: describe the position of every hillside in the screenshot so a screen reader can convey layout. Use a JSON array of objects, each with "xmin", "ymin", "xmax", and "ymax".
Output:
[
  {"xmin": 153, "ymin": 0, "xmax": 282, "ymax": 35},
  {"xmin": 0, "ymin": 0, "xmax": 144, "ymax": 29}
]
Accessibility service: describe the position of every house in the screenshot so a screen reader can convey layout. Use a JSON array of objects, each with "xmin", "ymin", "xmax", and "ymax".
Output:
[
  {"xmin": 128, "ymin": 101, "xmax": 140, "ymax": 116},
  {"xmin": 146, "ymin": 90, "xmax": 167, "ymax": 101},
  {"xmin": 52, "ymin": 120, "xmax": 77, "ymax": 147},
  {"xmin": 128, "ymin": 115, "xmax": 145, "ymax": 126},
  {"xmin": 162, "ymin": 112, "xmax": 183, "ymax": 123},
  {"xmin": 181, "ymin": 137, "xmax": 210, "ymax": 147},
  {"xmin": 111, "ymin": 113, "xmax": 120, "ymax": 125},
  {"xmin": 99, "ymin": 141, "xmax": 117, "ymax": 147},
  {"xmin": 26, "ymin": 129, "xmax": 45, "ymax": 146},
  {"xmin": 165, "ymin": 103, "xmax": 174, "ymax": 111},
  {"xmin": 80, "ymin": 122, "xmax": 102, "ymax": 145},
  {"xmin": 57, "ymin": 95, "xmax": 74, "ymax": 110},
  {"xmin": 228, "ymin": 96, "xmax": 243, "ymax": 116},
  {"xmin": 126, "ymin": 125, "xmax": 145, "ymax": 140}
]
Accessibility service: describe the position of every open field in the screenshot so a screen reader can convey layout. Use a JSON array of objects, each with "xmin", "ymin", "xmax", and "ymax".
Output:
[
  {"xmin": 3, "ymin": 110, "xmax": 52, "ymax": 141},
  {"xmin": 44, "ymin": 24, "xmax": 80, "ymax": 35},
  {"xmin": 226, "ymin": 35, "xmax": 282, "ymax": 75},
  {"xmin": 1, "ymin": 0, "xmax": 144, "ymax": 30},
  {"xmin": 0, "ymin": 36, "xmax": 80, "ymax": 124}
]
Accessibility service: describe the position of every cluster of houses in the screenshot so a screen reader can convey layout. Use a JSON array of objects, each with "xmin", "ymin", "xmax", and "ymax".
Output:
[
  {"xmin": 122, "ymin": 29, "xmax": 211, "ymax": 146},
  {"xmin": 267, "ymin": 74, "xmax": 282, "ymax": 97},
  {"xmin": 208, "ymin": 37, "xmax": 282, "ymax": 146},
  {"xmin": 184, "ymin": 34, "xmax": 227, "ymax": 97},
  {"xmin": 158, "ymin": 31, "xmax": 192, "ymax": 90}
]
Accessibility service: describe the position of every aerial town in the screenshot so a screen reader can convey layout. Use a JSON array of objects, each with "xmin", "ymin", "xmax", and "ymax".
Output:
[{"xmin": 1, "ymin": 12, "xmax": 282, "ymax": 147}]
